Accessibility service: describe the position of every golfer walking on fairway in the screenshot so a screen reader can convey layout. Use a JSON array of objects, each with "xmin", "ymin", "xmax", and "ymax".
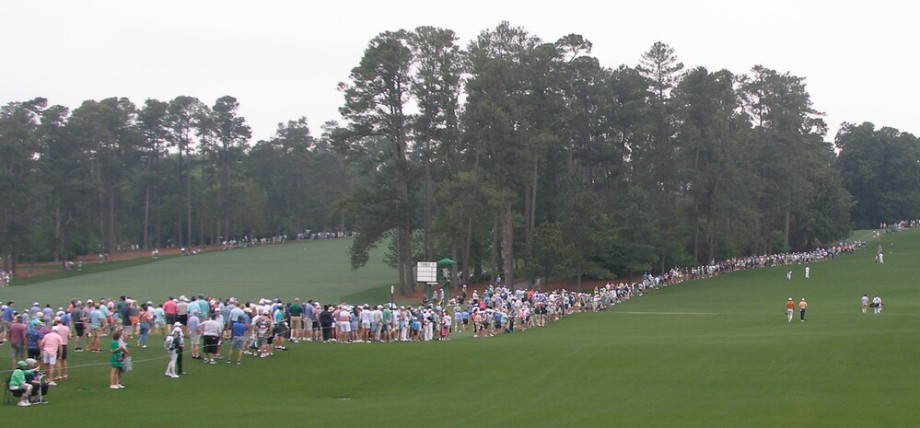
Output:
[
  {"xmin": 786, "ymin": 298, "xmax": 795, "ymax": 323},
  {"xmin": 799, "ymin": 298, "xmax": 808, "ymax": 322}
]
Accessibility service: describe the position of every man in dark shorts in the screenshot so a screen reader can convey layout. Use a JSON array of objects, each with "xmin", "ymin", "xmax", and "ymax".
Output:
[
  {"xmin": 176, "ymin": 296, "xmax": 189, "ymax": 334},
  {"xmin": 72, "ymin": 302, "xmax": 86, "ymax": 351},
  {"xmin": 164, "ymin": 297, "xmax": 178, "ymax": 327},
  {"xmin": 199, "ymin": 313, "xmax": 222, "ymax": 364}
]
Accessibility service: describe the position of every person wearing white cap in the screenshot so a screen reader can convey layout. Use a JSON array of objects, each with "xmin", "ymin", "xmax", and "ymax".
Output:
[
  {"xmin": 164, "ymin": 323, "xmax": 181, "ymax": 378},
  {"xmin": 89, "ymin": 303, "xmax": 105, "ymax": 352},
  {"xmin": 39, "ymin": 323, "xmax": 63, "ymax": 385},
  {"xmin": 176, "ymin": 297, "xmax": 189, "ymax": 334},
  {"xmin": 786, "ymin": 298, "xmax": 795, "ymax": 323},
  {"xmin": 173, "ymin": 322, "xmax": 186, "ymax": 375}
]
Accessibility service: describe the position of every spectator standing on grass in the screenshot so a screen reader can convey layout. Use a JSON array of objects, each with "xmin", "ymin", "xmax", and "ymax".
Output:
[
  {"xmin": 137, "ymin": 303, "xmax": 152, "ymax": 348},
  {"xmin": 26, "ymin": 319, "xmax": 43, "ymax": 361},
  {"xmin": 164, "ymin": 326, "xmax": 180, "ymax": 378},
  {"xmin": 99, "ymin": 299, "xmax": 112, "ymax": 336},
  {"xmin": 72, "ymin": 301, "xmax": 86, "ymax": 351},
  {"xmin": 320, "ymin": 305, "xmax": 334, "ymax": 342},
  {"xmin": 228, "ymin": 300, "xmax": 244, "ymax": 328},
  {"xmin": 89, "ymin": 303, "xmax": 105, "ymax": 352},
  {"xmin": 109, "ymin": 329, "xmax": 127, "ymax": 389},
  {"xmin": 51, "ymin": 318, "xmax": 70, "ymax": 380},
  {"xmin": 39, "ymin": 323, "xmax": 62, "ymax": 385},
  {"xmin": 154, "ymin": 304, "xmax": 166, "ymax": 335},
  {"xmin": 10, "ymin": 315, "xmax": 27, "ymax": 369},
  {"xmin": 120, "ymin": 300, "xmax": 133, "ymax": 340},
  {"xmin": 227, "ymin": 318, "xmax": 247, "ymax": 364},
  {"xmin": 786, "ymin": 298, "xmax": 795, "ymax": 323},
  {"xmin": 1, "ymin": 302, "xmax": 13, "ymax": 344},
  {"xmin": 163, "ymin": 297, "xmax": 177, "ymax": 328},
  {"xmin": 303, "ymin": 300, "xmax": 315, "ymax": 341},
  {"xmin": 187, "ymin": 311, "xmax": 201, "ymax": 360},
  {"xmin": 188, "ymin": 296, "xmax": 201, "ymax": 319},
  {"xmin": 177, "ymin": 296, "xmax": 189, "ymax": 333},
  {"xmin": 173, "ymin": 322, "xmax": 185, "ymax": 375},
  {"xmin": 288, "ymin": 298, "xmax": 303, "ymax": 343},
  {"xmin": 198, "ymin": 296, "xmax": 210, "ymax": 321},
  {"xmin": 199, "ymin": 312, "xmax": 222, "ymax": 364},
  {"xmin": 273, "ymin": 303, "xmax": 287, "ymax": 350}
]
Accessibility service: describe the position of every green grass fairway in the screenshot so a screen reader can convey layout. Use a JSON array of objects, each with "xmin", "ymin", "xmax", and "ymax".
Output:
[
  {"xmin": 0, "ymin": 238, "xmax": 394, "ymax": 306},
  {"xmin": 3, "ymin": 231, "xmax": 920, "ymax": 426}
]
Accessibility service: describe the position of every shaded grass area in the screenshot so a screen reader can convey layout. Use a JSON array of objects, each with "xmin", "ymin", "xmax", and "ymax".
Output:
[
  {"xmin": 10, "ymin": 257, "xmax": 164, "ymax": 286},
  {"xmin": 2, "ymin": 230, "xmax": 919, "ymax": 426}
]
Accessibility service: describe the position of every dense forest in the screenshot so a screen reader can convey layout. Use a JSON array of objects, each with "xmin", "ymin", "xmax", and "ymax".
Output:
[{"xmin": 2, "ymin": 23, "xmax": 919, "ymax": 293}]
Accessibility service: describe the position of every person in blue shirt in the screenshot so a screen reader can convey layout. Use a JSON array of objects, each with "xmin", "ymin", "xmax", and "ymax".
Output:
[
  {"xmin": 226, "ymin": 319, "xmax": 248, "ymax": 364},
  {"xmin": 1, "ymin": 302, "xmax": 14, "ymax": 344},
  {"xmin": 26, "ymin": 320, "xmax": 43, "ymax": 360}
]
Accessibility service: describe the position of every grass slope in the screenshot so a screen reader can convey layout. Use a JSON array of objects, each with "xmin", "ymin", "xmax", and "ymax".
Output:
[
  {"xmin": 2, "ymin": 231, "xmax": 919, "ymax": 426},
  {"xmin": 0, "ymin": 238, "xmax": 394, "ymax": 306}
]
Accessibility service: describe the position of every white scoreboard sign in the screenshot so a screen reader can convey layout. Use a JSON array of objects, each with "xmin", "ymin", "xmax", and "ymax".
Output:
[{"xmin": 416, "ymin": 261, "xmax": 437, "ymax": 283}]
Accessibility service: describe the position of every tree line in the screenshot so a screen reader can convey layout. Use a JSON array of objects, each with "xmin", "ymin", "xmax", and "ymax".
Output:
[
  {"xmin": 0, "ymin": 95, "xmax": 347, "ymax": 272},
  {"xmin": 3, "ymin": 22, "xmax": 918, "ymax": 293}
]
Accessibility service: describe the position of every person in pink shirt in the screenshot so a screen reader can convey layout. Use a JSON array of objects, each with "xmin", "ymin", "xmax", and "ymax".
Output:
[
  {"xmin": 39, "ymin": 325, "xmax": 63, "ymax": 385},
  {"xmin": 163, "ymin": 298, "xmax": 178, "ymax": 327},
  {"xmin": 9, "ymin": 315, "xmax": 26, "ymax": 369},
  {"xmin": 51, "ymin": 319, "xmax": 71, "ymax": 380}
]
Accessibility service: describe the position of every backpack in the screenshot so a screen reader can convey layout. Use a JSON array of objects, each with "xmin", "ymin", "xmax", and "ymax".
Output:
[{"xmin": 163, "ymin": 335, "xmax": 174, "ymax": 350}]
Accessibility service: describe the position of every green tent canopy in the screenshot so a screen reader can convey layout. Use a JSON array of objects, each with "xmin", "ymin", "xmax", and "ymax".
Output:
[{"xmin": 436, "ymin": 258, "xmax": 456, "ymax": 266}]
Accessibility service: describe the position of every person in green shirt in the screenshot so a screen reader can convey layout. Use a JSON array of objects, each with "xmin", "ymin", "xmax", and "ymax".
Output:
[
  {"xmin": 288, "ymin": 299, "xmax": 303, "ymax": 342},
  {"xmin": 9, "ymin": 360, "xmax": 37, "ymax": 406},
  {"xmin": 109, "ymin": 329, "xmax": 128, "ymax": 389}
]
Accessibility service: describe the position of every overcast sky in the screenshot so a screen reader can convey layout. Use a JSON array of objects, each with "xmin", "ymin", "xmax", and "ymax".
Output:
[{"xmin": 2, "ymin": 1, "xmax": 917, "ymax": 143}]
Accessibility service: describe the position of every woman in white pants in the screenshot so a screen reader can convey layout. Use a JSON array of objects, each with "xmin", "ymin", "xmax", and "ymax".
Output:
[{"xmin": 164, "ymin": 328, "xmax": 180, "ymax": 378}]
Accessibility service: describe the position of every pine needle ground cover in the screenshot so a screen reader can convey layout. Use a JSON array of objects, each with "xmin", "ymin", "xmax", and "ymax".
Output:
[{"xmin": 2, "ymin": 232, "xmax": 919, "ymax": 426}]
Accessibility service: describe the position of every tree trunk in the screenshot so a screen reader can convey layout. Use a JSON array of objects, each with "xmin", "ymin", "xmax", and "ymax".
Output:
[
  {"xmin": 53, "ymin": 205, "xmax": 62, "ymax": 262},
  {"xmin": 143, "ymin": 185, "xmax": 150, "ymax": 250},
  {"xmin": 186, "ymin": 149, "xmax": 193, "ymax": 247},
  {"xmin": 108, "ymin": 186, "xmax": 116, "ymax": 253},
  {"xmin": 524, "ymin": 156, "xmax": 538, "ymax": 266},
  {"xmin": 462, "ymin": 215, "xmax": 472, "ymax": 287},
  {"xmin": 489, "ymin": 217, "xmax": 499, "ymax": 285},
  {"xmin": 784, "ymin": 191, "xmax": 792, "ymax": 249},
  {"xmin": 177, "ymin": 147, "xmax": 184, "ymax": 248},
  {"xmin": 502, "ymin": 203, "xmax": 514, "ymax": 290},
  {"xmin": 423, "ymin": 148, "xmax": 433, "ymax": 261}
]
